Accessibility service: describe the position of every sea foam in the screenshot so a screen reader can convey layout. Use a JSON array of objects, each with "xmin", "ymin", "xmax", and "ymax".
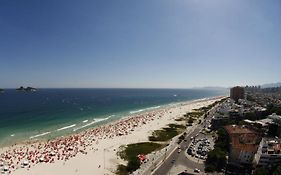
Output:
[
  {"xmin": 129, "ymin": 106, "xmax": 161, "ymax": 114},
  {"xmin": 30, "ymin": 132, "xmax": 51, "ymax": 139},
  {"xmin": 73, "ymin": 116, "xmax": 112, "ymax": 132},
  {"xmin": 57, "ymin": 124, "xmax": 76, "ymax": 131},
  {"xmin": 130, "ymin": 109, "xmax": 145, "ymax": 114}
]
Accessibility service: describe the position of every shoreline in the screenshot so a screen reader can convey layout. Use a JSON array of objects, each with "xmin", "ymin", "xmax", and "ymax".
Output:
[
  {"xmin": 0, "ymin": 95, "xmax": 224, "ymax": 148},
  {"xmin": 0, "ymin": 96, "xmax": 225, "ymax": 175}
]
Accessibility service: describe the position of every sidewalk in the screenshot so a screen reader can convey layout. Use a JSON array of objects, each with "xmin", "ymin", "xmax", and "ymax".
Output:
[{"xmin": 133, "ymin": 124, "xmax": 198, "ymax": 175}]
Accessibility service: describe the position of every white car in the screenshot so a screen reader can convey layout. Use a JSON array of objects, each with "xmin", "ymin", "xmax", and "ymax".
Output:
[{"xmin": 194, "ymin": 168, "xmax": 200, "ymax": 173}]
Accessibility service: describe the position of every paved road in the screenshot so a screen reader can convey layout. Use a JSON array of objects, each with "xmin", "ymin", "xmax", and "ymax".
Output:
[
  {"xmin": 151, "ymin": 105, "xmax": 218, "ymax": 175},
  {"xmin": 152, "ymin": 125, "xmax": 204, "ymax": 175}
]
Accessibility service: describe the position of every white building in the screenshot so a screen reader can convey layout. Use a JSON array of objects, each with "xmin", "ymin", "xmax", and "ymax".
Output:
[
  {"xmin": 268, "ymin": 113, "xmax": 281, "ymax": 124},
  {"xmin": 253, "ymin": 138, "xmax": 281, "ymax": 168}
]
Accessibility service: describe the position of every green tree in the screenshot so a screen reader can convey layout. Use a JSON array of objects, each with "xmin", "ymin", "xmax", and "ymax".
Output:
[
  {"xmin": 253, "ymin": 167, "xmax": 269, "ymax": 175},
  {"xmin": 205, "ymin": 165, "xmax": 216, "ymax": 172},
  {"xmin": 215, "ymin": 128, "xmax": 229, "ymax": 152},
  {"xmin": 273, "ymin": 165, "xmax": 281, "ymax": 175},
  {"xmin": 205, "ymin": 148, "xmax": 226, "ymax": 171}
]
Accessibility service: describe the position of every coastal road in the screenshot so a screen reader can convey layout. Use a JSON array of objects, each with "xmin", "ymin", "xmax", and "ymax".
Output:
[
  {"xmin": 152, "ymin": 125, "xmax": 204, "ymax": 175},
  {"xmin": 150, "ymin": 105, "xmax": 219, "ymax": 175}
]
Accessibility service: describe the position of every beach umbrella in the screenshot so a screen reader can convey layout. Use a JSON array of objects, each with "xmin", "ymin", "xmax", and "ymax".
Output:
[
  {"xmin": 23, "ymin": 160, "xmax": 29, "ymax": 166},
  {"xmin": 50, "ymin": 151, "xmax": 56, "ymax": 156},
  {"xmin": 39, "ymin": 157, "xmax": 44, "ymax": 162}
]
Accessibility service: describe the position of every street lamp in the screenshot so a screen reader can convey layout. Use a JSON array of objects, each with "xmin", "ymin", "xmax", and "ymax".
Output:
[{"xmin": 103, "ymin": 148, "xmax": 106, "ymax": 169}]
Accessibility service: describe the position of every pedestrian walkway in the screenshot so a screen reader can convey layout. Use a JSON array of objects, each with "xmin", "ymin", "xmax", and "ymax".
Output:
[{"xmin": 133, "ymin": 124, "xmax": 198, "ymax": 175}]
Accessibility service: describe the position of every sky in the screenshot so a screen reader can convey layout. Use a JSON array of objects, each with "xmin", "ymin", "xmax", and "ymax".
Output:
[{"xmin": 0, "ymin": 0, "xmax": 280, "ymax": 88}]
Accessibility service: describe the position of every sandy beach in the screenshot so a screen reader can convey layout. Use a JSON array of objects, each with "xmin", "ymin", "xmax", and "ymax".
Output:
[{"xmin": 0, "ymin": 96, "xmax": 224, "ymax": 175}]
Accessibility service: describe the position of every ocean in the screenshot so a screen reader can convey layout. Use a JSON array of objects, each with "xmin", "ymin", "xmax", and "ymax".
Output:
[{"xmin": 0, "ymin": 88, "xmax": 227, "ymax": 146}]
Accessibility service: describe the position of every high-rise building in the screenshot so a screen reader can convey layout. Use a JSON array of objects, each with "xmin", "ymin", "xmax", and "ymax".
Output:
[{"xmin": 230, "ymin": 86, "xmax": 245, "ymax": 102}]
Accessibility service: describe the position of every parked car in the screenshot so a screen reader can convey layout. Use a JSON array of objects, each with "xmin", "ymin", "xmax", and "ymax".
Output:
[
  {"xmin": 187, "ymin": 148, "xmax": 192, "ymax": 155},
  {"xmin": 194, "ymin": 168, "xmax": 200, "ymax": 173}
]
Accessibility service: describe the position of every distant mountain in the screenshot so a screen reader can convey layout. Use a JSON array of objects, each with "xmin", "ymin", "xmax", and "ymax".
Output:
[
  {"xmin": 261, "ymin": 82, "xmax": 281, "ymax": 88},
  {"xmin": 194, "ymin": 86, "xmax": 228, "ymax": 89},
  {"xmin": 16, "ymin": 86, "xmax": 25, "ymax": 91},
  {"xmin": 0, "ymin": 88, "xmax": 3, "ymax": 93},
  {"xmin": 192, "ymin": 86, "xmax": 229, "ymax": 91},
  {"xmin": 25, "ymin": 87, "xmax": 37, "ymax": 91}
]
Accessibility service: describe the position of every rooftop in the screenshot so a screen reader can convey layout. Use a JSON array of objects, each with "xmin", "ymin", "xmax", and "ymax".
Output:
[
  {"xmin": 262, "ymin": 138, "xmax": 281, "ymax": 155},
  {"xmin": 225, "ymin": 125, "xmax": 257, "ymax": 134},
  {"xmin": 268, "ymin": 113, "xmax": 281, "ymax": 121},
  {"xmin": 244, "ymin": 118, "xmax": 274, "ymax": 127},
  {"xmin": 225, "ymin": 125, "xmax": 260, "ymax": 152}
]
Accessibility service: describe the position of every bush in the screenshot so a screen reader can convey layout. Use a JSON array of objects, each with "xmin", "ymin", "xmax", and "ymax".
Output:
[
  {"xmin": 117, "ymin": 142, "xmax": 163, "ymax": 175},
  {"xmin": 126, "ymin": 157, "xmax": 141, "ymax": 172},
  {"xmin": 116, "ymin": 165, "xmax": 128, "ymax": 175},
  {"xmin": 188, "ymin": 117, "xmax": 194, "ymax": 124},
  {"xmin": 149, "ymin": 124, "xmax": 185, "ymax": 142},
  {"xmin": 178, "ymin": 134, "xmax": 185, "ymax": 140},
  {"xmin": 205, "ymin": 165, "xmax": 216, "ymax": 172}
]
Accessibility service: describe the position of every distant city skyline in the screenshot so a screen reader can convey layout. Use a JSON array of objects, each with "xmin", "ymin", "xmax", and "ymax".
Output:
[{"xmin": 0, "ymin": 0, "xmax": 280, "ymax": 88}]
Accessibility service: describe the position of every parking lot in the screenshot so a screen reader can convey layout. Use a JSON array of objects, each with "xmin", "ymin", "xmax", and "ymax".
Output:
[
  {"xmin": 185, "ymin": 130, "xmax": 215, "ymax": 163},
  {"xmin": 153, "ymin": 104, "xmax": 220, "ymax": 175}
]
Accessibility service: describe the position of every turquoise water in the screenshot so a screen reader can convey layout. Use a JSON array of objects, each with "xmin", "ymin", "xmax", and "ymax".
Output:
[{"xmin": 0, "ymin": 88, "xmax": 227, "ymax": 146}]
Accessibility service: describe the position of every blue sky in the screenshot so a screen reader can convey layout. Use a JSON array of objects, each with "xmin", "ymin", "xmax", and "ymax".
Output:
[{"xmin": 0, "ymin": 0, "xmax": 280, "ymax": 88}]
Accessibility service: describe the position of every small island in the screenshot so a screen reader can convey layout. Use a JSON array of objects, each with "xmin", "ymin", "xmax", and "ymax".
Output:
[{"xmin": 16, "ymin": 86, "xmax": 37, "ymax": 92}]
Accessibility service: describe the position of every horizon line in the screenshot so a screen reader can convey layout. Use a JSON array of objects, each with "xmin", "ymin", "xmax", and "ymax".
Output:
[{"xmin": 1, "ymin": 87, "xmax": 230, "ymax": 90}]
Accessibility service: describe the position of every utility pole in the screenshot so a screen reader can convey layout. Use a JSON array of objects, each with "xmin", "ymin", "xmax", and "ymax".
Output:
[{"xmin": 103, "ymin": 148, "xmax": 105, "ymax": 169}]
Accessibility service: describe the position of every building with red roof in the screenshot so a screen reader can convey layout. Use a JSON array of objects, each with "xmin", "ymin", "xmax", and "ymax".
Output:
[{"xmin": 224, "ymin": 125, "xmax": 261, "ymax": 165}]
